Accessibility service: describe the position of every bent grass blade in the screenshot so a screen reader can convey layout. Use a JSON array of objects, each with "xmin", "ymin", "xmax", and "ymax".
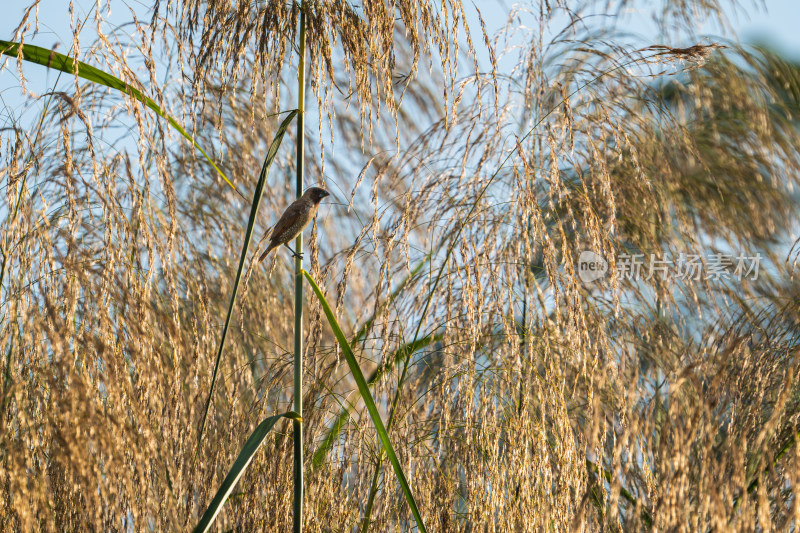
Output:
[
  {"xmin": 193, "ymin": 412, "xmax": 302, "ymax": 533},
  {"xmin": 302, "ymin": 270, "xmax": 427, "ymax": 533},
  {"xmin": 0, "ymin": 40, "xmax": 236, "ymax": 191}
]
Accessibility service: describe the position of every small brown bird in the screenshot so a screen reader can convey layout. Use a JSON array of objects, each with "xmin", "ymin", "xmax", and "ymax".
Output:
[{"xmin": 258, "ymin": 187, "xmax": 330, "ymax": 262}]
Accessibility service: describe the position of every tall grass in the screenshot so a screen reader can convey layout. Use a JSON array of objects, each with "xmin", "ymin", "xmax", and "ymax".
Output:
[{"xmin": 3, "ymin": 0, "xmax": 800, "ymax": 531}]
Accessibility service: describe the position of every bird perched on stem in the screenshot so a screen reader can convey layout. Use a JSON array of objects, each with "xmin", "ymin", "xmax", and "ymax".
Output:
[{"xmin": 258, "ymin": 187, "xmax": 330, "ymax": 262}]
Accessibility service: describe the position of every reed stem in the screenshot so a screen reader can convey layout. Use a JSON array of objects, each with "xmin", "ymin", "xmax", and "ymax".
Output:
[{"xmin": 293, "ymin": 3, "xmax": 307, "ymax": 533}]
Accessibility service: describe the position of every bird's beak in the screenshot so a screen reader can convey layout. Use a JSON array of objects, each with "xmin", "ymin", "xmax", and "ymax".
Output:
[{"xmin": 321, "ymin": 190, "xmax": 330, "ymax": 198}]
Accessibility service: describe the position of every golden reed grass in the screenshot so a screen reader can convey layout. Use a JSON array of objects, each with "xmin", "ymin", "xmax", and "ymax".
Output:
[{"xmin": 2, "ymin": 1, "xmax": 800, "ymax": 530}]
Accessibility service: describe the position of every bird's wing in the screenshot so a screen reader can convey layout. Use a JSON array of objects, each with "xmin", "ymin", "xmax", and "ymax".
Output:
[{"xmin": 269, "ymin": 199, "xmax": 305, "ymax": 243}]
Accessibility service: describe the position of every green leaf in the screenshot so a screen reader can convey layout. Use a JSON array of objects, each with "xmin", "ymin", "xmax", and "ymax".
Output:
[
  {"xmin": 193, "ymin": 411, "xmax": 301, "ymax": 533},
  {"xmin": 312, "ymin": 333, "xmax": 441, "ymax": 469},
  {"xmin": 0, "ymin": 40, "xmax": 236, "ymax": 191},
  {"xmin": 311, "ymin": 252, "xmax": 435, "ymax": 469},
  {"xmin": 195, "ymin": 110, "xmax": 298, "ymax": 461},
  {"xmin": 302, "ymin": 270, "xmax": 427, "ymax": 533}
]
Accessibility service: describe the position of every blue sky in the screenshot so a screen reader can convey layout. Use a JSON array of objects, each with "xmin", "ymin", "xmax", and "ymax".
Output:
[
  {"xmin": 469, "ymin": 0, "xmax": 800, "ymax": 65},
  {"xmin": 2, "ymin": 1, "xmax": 799, "ymax": 101},
  {"xmin": 3, "ymin": 1, "xmax": 800, "ymax": 63},
  {"xmin": 723, "ymin": 0, "xmax": 800, "ymax": 58},
  {"xmin": 1, "ymin": 0, "xmax": 799, "ymax": 140}
]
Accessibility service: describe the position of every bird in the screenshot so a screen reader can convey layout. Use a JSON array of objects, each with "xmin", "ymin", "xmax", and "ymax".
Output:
[{"xmin": 258, "ymin": 187, "xmax": 330, "ymax": 262}]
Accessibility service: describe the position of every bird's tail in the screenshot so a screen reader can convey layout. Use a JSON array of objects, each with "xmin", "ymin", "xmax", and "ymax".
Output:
[{"xmin": 258, "ymin": 243, "xmax": 277, "ymax": 263}]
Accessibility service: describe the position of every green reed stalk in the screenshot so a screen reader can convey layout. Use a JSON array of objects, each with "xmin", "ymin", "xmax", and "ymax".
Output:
[{"xmin": 293, "ymin": 4, "xmax": 307, "ymax": 533}]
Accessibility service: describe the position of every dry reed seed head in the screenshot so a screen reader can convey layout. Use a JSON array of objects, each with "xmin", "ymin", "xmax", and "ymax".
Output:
[{"xmin": 165, "ymin": 0, "xmax": 482, "ymax": 144}]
